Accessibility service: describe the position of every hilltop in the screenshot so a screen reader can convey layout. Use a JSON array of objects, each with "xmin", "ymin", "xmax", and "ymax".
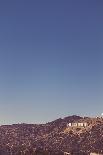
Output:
[{"xmin": 0, "ymin": 115, "xmax": 103, "ymax": 155}]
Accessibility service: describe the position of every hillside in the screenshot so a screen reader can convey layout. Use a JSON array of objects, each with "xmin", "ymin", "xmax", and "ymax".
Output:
[{"xmin": 0, "ymin": 116, "xmax": 103, "ymax": 155}]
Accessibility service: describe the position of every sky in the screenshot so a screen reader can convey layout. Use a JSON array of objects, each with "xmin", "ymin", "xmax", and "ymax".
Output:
[{"xmin": 0, "ymin": 0, "xmax": 103, "ymax": 124}]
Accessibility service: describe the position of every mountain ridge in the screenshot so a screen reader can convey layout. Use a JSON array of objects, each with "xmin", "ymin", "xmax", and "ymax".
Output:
[{"xmin": 0, "ymin": 115, "xmax": 103, "ymax": 155}]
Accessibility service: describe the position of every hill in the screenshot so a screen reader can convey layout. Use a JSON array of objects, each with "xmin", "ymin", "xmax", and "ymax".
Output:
[{"xmin": 0, "ymin": 115, "xmax": 103, "ymax": 155}]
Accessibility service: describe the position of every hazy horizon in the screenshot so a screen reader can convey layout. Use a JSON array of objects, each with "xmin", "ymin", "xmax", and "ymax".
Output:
[{"xmin": 0, "ymin": 0, "xmax": 103, "ymax": 125}]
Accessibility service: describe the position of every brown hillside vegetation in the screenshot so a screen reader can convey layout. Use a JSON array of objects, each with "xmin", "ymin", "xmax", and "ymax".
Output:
[{"xmin": 0, "ymin": 115, "xmax": 103, "ymax": 155}]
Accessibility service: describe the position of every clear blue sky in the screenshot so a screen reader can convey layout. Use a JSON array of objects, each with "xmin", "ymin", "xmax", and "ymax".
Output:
[{"xmin": 0, "ymin": 0, "xmax": 103, "ymax": 124}]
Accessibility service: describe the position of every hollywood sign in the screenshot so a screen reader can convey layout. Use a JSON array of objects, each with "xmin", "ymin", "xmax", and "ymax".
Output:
[
  {"xmin": 67, "ymin": 122, "xmax": 87, "ymax": 127},
  {"xmin": 64, "ymin": 152, "xmax": 71, "ymax": 155}
]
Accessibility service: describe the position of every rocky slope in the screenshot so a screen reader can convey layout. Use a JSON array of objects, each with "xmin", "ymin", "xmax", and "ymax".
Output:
[{"xmin": 0, "ymin": 115, "xmax": 103, "ymax": 155}]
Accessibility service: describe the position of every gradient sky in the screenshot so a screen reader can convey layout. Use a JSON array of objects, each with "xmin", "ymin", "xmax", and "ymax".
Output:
[{"xmin": 0, "ymin": 0, "xmax": 103, "ymax": 124}]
